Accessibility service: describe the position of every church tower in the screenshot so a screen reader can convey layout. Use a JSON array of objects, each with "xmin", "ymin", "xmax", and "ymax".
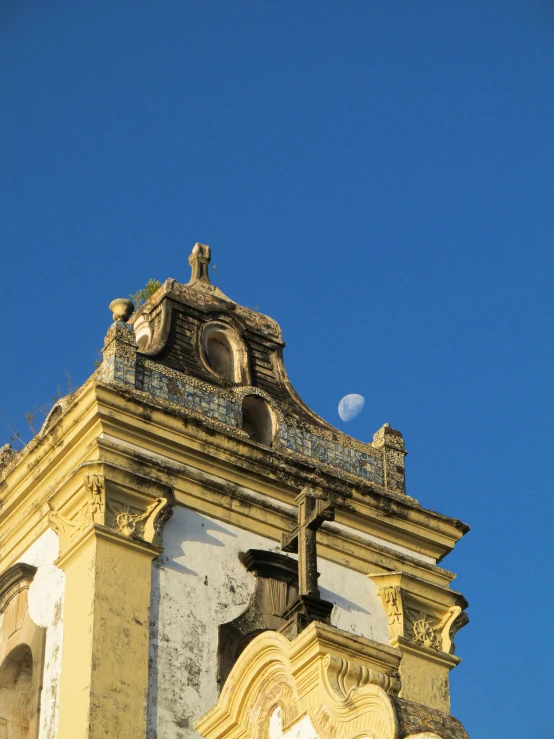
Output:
[{"xmin": 0, "ymin": 244, "xmax": 470, "ymax": 739}]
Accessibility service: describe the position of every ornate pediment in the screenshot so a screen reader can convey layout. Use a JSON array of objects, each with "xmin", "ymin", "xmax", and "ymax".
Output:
[{"xmin": 197, "ymin": 622, "xmax": 402, "ymax": 739}]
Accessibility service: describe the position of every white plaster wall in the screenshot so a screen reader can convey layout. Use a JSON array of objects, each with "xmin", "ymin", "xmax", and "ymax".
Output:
[
  {"xmin": 148, "ymin": 506, "xmax": 389, "ymax": 739},
  {"xmin": 16, "ymin": 529, "xmax": 65, "ymax": 739},
  {"xmin": 270, "ymin": 709, "xmax": 320, "ymax": 739},
  {"xmin": 269, "ymin": 708, "xmax": 373, "ymax": 739}
]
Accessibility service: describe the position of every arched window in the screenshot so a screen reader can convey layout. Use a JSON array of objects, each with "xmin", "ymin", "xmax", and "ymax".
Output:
[
  {"xmin": 206, "ymin": 334, "xmax": 234, "ymax": 381},
  {"xmin": 201, "ymin": 323, "xmax": 250, "ymax": 385},
  {"xmin": 0, "ymin": 564, "xmax": 45, "ymax": 739},
  {"xmin": 0, "ymin": 645, "xmax": 33, "ymax": 738},
  {"xmin": 241, "ymin": 395, "xmax": 274, "ymax": 446}
]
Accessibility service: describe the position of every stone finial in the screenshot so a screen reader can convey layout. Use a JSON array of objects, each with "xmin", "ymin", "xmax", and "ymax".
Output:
[
  {"xmin": 372, "ymin": 423, "xmax": 404, "ymax": 450},
  {"xmin": 187, "ymin": 243, "xmax": 212, "ymax": 286},
  {"xmin": 109, "ymin": 298, "xmax": 134, "ymax": 323},
  {"xmin": 372, "ymin": 424, "xmax": 407, "ymax": 495},
  {"xmin": 0, "ymin": 444, "xmax": 15, "ymax": 471}
]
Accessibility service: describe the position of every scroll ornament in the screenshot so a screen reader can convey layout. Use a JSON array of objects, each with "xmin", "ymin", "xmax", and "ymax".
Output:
[
  {"xmin": 48, "ymin": 472, "xmax": 173, "ymax": 554},
  {"xmin": 376, "ymin": 582, "xmax": 467, "ymax": 655}
]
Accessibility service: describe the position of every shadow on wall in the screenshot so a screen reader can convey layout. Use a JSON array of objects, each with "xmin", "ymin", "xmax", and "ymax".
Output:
[
  {"xmin": 165, "ymin": 512, "xmax": 239, "ymax": 549},
  {"xmin": 319, "ymin": 586, "xmax": 370, "ymax": 616}
]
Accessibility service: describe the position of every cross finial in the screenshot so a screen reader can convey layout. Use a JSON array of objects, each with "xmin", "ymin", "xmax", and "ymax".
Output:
[{"xmin": 187, "ymin": 243, "xmax": 212, "ymax": 286}]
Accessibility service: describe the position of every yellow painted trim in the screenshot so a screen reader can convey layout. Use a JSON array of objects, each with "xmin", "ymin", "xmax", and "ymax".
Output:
[
  {"xmin": 195, "ymin": 622, "xmax": 400, "ymax": 739},
  {"xmin": 56, "ymin": 521, "xmax": 157, "ymax": 739}
]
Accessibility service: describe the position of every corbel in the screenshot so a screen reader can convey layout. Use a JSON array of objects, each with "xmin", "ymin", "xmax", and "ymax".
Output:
[
  {"xmin": 368, "ymin": 571, "xmax": 468, "ymax": 655},
  {"xmin": 47, "ymin": 461, "xmax": 175, "ymax": 563}
]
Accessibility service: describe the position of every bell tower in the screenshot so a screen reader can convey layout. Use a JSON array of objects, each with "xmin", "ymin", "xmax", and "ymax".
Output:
[{"xmin": 0, "ymin": 243, "xmax": 470, "ymax": 739}]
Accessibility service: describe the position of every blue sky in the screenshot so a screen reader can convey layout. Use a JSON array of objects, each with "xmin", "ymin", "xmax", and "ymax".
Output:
[{"xmin": 1, "ymin": 2, "xmax": 553, "ymax": 735}]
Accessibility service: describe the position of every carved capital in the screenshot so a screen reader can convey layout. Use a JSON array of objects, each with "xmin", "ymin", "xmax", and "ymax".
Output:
[
  {"xmin": 368, "ymin": 572, "xmax": 468, "ymax": 656},
  {"xmin": 48, "ymin": 462, "xmax": 175, "ymax": 561}
]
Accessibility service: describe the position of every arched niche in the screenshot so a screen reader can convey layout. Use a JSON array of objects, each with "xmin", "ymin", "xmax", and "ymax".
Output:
[
  {"xmin": 0, "ymin": 645, "xmax": 33, "ymax": 738},
  {"xmin": 242, "ymin": 395, "xmax": 274, "ymax": 446},
  {"xmin": 0, "ymin": 564, "xmax": 45, "ymax": 739},
  {"xmin": 201, "ymin": 322, "xmax": 250, "ymax": 385}
]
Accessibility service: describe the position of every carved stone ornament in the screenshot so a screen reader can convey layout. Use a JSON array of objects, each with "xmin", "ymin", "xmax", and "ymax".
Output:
[
  {"xmin": 197, "ymin": 622, "xmax": 403, "ymax": 739},
  {"xmin": 368, "ymin": 573, "xmax": 468, "ymax": 655},
  {"xmin": 48, "ymin": 463, "xmax": 175, "ymax": 560},
  {"xmin": 109, "ymin": 298, "xmax": 134, "ymax": 323}
]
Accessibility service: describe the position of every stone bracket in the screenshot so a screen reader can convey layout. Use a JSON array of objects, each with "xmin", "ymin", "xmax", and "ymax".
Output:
[
  {"xmin": 47, "ymin": 461, "xmax": 175, "ymax": 562},
  {"xmin": 368, "ymin": 572, "xmax": 468, "ymax": 656}
]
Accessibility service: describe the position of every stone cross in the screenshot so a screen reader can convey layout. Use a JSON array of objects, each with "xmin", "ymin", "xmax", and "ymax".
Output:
[
  {"xmin": 188, "ymin": 242, "xmax": 212, "ymax": 285},
  {"xmin": 281, "ymin": 488, "xmax": 335, "ymax": 598}
]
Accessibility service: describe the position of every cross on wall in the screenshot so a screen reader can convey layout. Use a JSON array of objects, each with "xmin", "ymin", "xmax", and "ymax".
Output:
[{"xmin": 281, "ymin": 488, "xmax": 335, "ymax": 599}]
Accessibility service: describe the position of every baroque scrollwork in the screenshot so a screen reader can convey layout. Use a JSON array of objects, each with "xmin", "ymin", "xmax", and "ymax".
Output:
[
  {"xmin": 107, "ymin": 496, "xmax": 171, "ymax": 545},
  {"xmin": 196, "ymin": 623, "xmax": 399, "ymax": 739},
  {"xmin": 370, "ymin": 573, "xmax": 468, "ymax": 655},
  {"xmin": 48, "ymin": 473, "xmax": 107, "ymax": 551},
  {"xmin": 322, "ymin": 654, "xmax": 401, "ymax": 699},
  {"xmin": 48, "ymin": 466, "xmax": 174, "ymax": 556}
]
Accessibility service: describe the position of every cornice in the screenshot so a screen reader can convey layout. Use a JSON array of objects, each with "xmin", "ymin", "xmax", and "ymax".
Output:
[
  {"xmin": 95, "ymin": 435, "xmax": 456, "ymax": 587},
  {"xmin": 0, "ymin": 380, "xmax": 466, "ymax": 590},
  {"xmin": 90, "ymin": 382, "xmax": 467, "ymax": 556},
  {"xmin": 46, "ymin": 459, "xmax": 174, "ymax": 564},
  {"xmin": 368, "ymin": 572, "xmax": 469, "ymax": 656}
]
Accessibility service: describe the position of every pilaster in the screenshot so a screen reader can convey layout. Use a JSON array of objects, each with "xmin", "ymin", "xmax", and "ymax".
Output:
[
  {"xmin": 47, "ymin": 461, "xmax": 174, "ymax": 739},
  {"xmin": 368, "ymin": 571, "xmax": 468, "ymax": 713}
]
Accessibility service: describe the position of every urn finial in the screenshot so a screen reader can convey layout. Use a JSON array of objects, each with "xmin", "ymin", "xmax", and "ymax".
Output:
[{"xmin": 109, "ymin": 298, "xmax": 134, "ymax": 323}]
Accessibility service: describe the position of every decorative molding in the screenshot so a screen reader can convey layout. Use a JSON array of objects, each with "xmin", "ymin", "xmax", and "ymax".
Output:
[
  {"xmin": 322, "ymin": 654, "xmax": 401, "ymax": 700},
  {"xmin": 196, "ymin": 622, "xmax": 401, "ymax": 739},
  {"xmin": 47, "ymin": 462, "xmax": 175, "ymax": 560},
  {"xmin": 369, "ymin": 572, "xmax": 468, "ymax": 656},
  {"xmin": 107, "ymin": 496, "xmax": 169, "ymax": 541}
]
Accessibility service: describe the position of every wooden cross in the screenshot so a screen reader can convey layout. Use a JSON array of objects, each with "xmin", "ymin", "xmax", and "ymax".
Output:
[{"xmin": 281, "ymin": 488, "xmax": 335, "ymax": 598}]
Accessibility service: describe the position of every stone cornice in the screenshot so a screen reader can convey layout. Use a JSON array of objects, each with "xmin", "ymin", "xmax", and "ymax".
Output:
[
  {"xmin": 0, "ymin": 381, "xmax": 466, "ymax": 588},
  {"xmin": 90, "ymin": 383, "xmax": 467, "ymax": 556},
  {"xmin": 96, "ymin": 435, "xmax": 456, "ymax": 587}
]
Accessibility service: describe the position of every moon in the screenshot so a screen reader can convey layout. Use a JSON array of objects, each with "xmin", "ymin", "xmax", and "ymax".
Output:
[{"xmin": 338, "ymin": 394, "xmax": 365, "ymax": 422}]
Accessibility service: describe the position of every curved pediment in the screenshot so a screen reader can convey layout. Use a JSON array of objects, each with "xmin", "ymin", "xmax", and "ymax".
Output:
[
  {"xmin": 195, "ymin": 622, "xmax": 400, "ymax": 739},
  {"xmin": 125, "ymin": 243, "xmax": 407, "ymax": 495}
]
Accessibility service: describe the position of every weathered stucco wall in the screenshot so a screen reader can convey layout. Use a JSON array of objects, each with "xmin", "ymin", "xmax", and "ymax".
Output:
[
  {"xmin": 147, "ymin": 505, "xmax": 390, "ymax": 738},
  {"xmin": 16, "ymin": 529, "xmax": 65, "ymax": 739}
]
